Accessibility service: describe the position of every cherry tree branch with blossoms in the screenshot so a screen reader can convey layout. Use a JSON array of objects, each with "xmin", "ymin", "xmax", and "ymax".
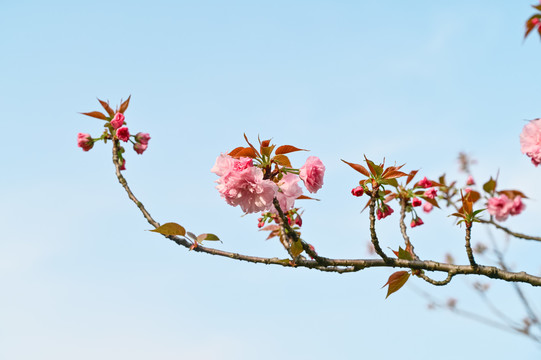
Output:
[{"xmin": 77, "ymin": 97, "xmax": 541, "ymax": 301}]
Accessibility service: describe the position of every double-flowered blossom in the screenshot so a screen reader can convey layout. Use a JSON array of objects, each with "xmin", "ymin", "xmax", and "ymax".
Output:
[
  {"xmin": 117, "ymin": 126, "xmax": 130, "ymax": 142},
  {"xmin": 273, "ymin": 173, "xmax": 303, "ymax": 213},
  {"xmin": 212, "ymin": 154, "xmax": 278, "ymax": 214},
  {"xmin": 520, "ymin": 118, "xmax": 541, "ymax": 166},
  {"xmin": 487, "ymin": 195, "xmax": 525, "ymax": 222},
  {"xmin": 299, "ymin": 156, "xmax": 325, "ymax": 193}
]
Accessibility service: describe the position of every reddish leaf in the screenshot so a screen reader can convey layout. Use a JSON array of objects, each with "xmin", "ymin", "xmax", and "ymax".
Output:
[
  {"xmin": 228, "ymin": 147, "xmax": 245, "ymax": 157},
  {"xmin": 260, "ymin": 139, "xmax": 271, "ymax": 148},
  {"xmin": 81, "ymin": 111, "xmax": 108, "ymax": 120},
  {"xmin": 297, "ymin": 194, "xmax": 319, "ymax": 201},
  {"xmin": 422, "ymin": 196, "xmax": 440, "ymax": 209},
  {"xmin": 465, "ymin": 190, "xmax": 481, "ymax": 204},
  {"xmin": 260, "ymin": 225, "xmax": 280, "ymax": 232},
  {"xmin": 234, "ymin": 147, "xmax": 258, "ymax": 158},
  {"xmin": 275, "ymin": 145, "xmax": 307, "ymax": 155},
  {"xmin": 383, "ymin": 271, "xmax": 410, "ymax": 299},
  {"xmin": 97, "ymin": 98, "xmax": 115, "ymax": 117},
  {"xmin": 273, "ymin": 154, "xmax": 292, "ymax": 168},
  {"xmin": 243, "ymin": 133, "xmax": 261, "ymax": 157},
  {"xmin": 118, "ymin": 95, "xmax": 131, "ymax": 114},
  {"xmin": 406, "ymin": 170, "xmax": 419, "ymax": 185},
  {"xmin": 341, "ymin": 159, "xmax": 370, "ymax": 177},
  {"xmin": 382, "ymin": 170, "xmax": 408, "ymax": 180},
  {"xmin": 498, "ymin": 189, "xmax": 528, "ymax": 200},
  {"xmin": 364, "ymin": 155, "xmax": 383, "ymax": 177}
]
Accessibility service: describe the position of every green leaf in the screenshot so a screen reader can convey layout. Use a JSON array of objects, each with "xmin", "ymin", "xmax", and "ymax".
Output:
[
  {"xmin": 149, "ymin": 222, "xmax": 186, "ymax": 236},
  {"xmin": 381, "ymin": 178, "xmax": 398, "ymax": 187},
  {"xmin": 398, "ymin": 247, "xmax": 413, "ymax": 261},
  {"xmin": 383, "ymin": 271, "xmax": 410, "ymax": 299},
  {"xmin": 196, "ymin": 233, "xmax": 221, "ymax": 244},
  {"xmin": 483, "ymin": 177, "xmax": 496, "ymax": 194},
  {"xmin": 290, "ymin": 240, "xmax": 303, "ymax": 258},
  {"xmin": 364, "ymin": 156, "xmax": 383, "ymax": 177}
]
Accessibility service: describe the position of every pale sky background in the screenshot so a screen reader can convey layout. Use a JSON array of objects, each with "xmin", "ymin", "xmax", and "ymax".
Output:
[{"xmin": 1, "ymin": 1, "xmax": 541, "ymax": 359}]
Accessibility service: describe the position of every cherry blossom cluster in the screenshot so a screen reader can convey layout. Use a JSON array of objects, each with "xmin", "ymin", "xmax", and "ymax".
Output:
[
  {"xmin": 211, "ymin": 139, "xmax": 325, "ymax": 219},
  {"xmin": 77, "ymin": 97, "xmax": 150, "ymax": 171},
  {"xmin": 487, "ymin": 195, "xmax": 525, "ymax": 222},
  {"xmin": 520, "ymin": 118, "xmax": 541, "ymax": 166}
]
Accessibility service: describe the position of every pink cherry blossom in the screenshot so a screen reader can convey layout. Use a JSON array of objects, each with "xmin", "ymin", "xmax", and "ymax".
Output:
[
  {"xmin": 351, "ymin": 186, "xmax": 364, "ymax": 197},
  {"xmin": 77, "ymin": 133, "xmax": 93, "ymax": 151},
  {"xmin": 110, "ymin": 112, "xmax": 125, "ymax": 129},
  {"xmin": 211, "ymin": 153, "xmax": 237, "ymax": 177},
  {"xmin": 299, "ymin": 156, "xmax": 325, "ymax": 193},
  {"xmin": 135, "ymin": 132, "xmax": 151, "ymax": 145},
  {"xmin": 417, "ymin": 177, "xmax": 432, "ymax": 188},
  {"xmin": 216, "ymin": 166, "xmax": 277, "ymax": 214},
  {"xmin": 509, "ymin": 196, "xmax": 525, "ymax": 216},
  {"xmin": 134, "ymin": 143, "xmax": 148, "ymax": 154},
  {"xmin": 273, "ymin": 173, "xmax": 303, "ymax": 213},
  {"xmin": 424, "ymin": 188, "xmax": 437, "ymax": 199},
  {"xmin": 411, "ymin": 197, "xmax": 422, "ymax": 207},
  {"xmin": 116, "ymin": 126, "xmax": 130, "ymax": 142},
  {"xmin": 487, "ymin": 195, "xmax": 513, "ymax": 222},
  {"xmin": 422, "ymin": 202, "xmax": 433, "ymax": 213},
  {"xmin": 520, "ymin": 118, "xmax": 541, "ymax": 166}
]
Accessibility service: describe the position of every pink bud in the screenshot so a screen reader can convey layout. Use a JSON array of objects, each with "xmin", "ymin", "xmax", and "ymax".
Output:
[
  {"xmin": 77, "ymin": 133, "xmax": 94, "ymax": 151},
  {"xmin": 466, "ymin": 175, "xmax": 475, "ymax": 186},
  {"xmin": 422, "ymin": 202, "xmax": 433, "ymax": 213},
  {"xmin": 295, "ymin": 215, "xmax": 302, "ymax": 227},
  {"xmin": 120, "ymin": 158, "xmax": 126, "ymax": 171},
  {"xmin": 111, "ymin": 112, "xmax": 125, "ymax": 129},
  {"xmin": 377, "ymin": 208, "xmax": 384, "ymax": 220},
  {"xmin": 135, "ymin": 132, "xmax": 151, "ymax": 145},
  {"xmin": 134, "ymin": 142, "xmax": 148, "ymax": 155},
  {"xmin": 411, "ymin": 197, "xmax": 422, "ymax": 207},
  {"xmin": 116, "ymin": 127, "xmax": 130, "ymax": 142},
  {"xmin": 424, "ymin": 188, "xmax": 437, "ymax": 199},
  {"xmin": 532, "ymin": 18, "xmax": 540, "ymax": 26},
  {"xmin": 417, "ymin": 177, "xmax": 432, "ymax": 188},
  {"xmin": 351, "ymin": 186, "xmax": 364, "ymax": 197}
]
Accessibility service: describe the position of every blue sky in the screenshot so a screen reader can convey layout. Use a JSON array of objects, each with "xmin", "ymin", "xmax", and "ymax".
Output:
[{"xmin": 1, "ymin": 1, "xmax": 541, "ymax": 359}]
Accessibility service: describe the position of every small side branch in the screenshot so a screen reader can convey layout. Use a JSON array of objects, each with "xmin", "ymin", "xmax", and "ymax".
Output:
[
  {"xmin": 418, "ymin": 271, "xmax": 455, "ymax": 286},
  {"xmin": 465, "ymin": 223, "xmax": 478, "ymax": 268},
  {"xmin": 369, "ymin": 188, "xmax": 390, "ymax": 262},
  {"xmin": 479, "ymin": 219, "xmax": 541, "ymax": 243}
]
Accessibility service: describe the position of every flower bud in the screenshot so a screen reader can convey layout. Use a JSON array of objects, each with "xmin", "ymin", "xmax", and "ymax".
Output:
[
  {"xmin": 77, "ymin": 133, "xmax": 93, "ymax": 151},
  {"xmin": 351, "ymin": 186, "xmax": 364, "ymax": 197},
  {"xmin": 411, "ymin": 197, "xmax": 422, "ymax": 207},
  {"xmin": 111, "ymin": 112, "xmax": 125, "ymax": 129},
  {"xmin": 135, "ymin": 132, "xmax": 151, "ymax": 145}
]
